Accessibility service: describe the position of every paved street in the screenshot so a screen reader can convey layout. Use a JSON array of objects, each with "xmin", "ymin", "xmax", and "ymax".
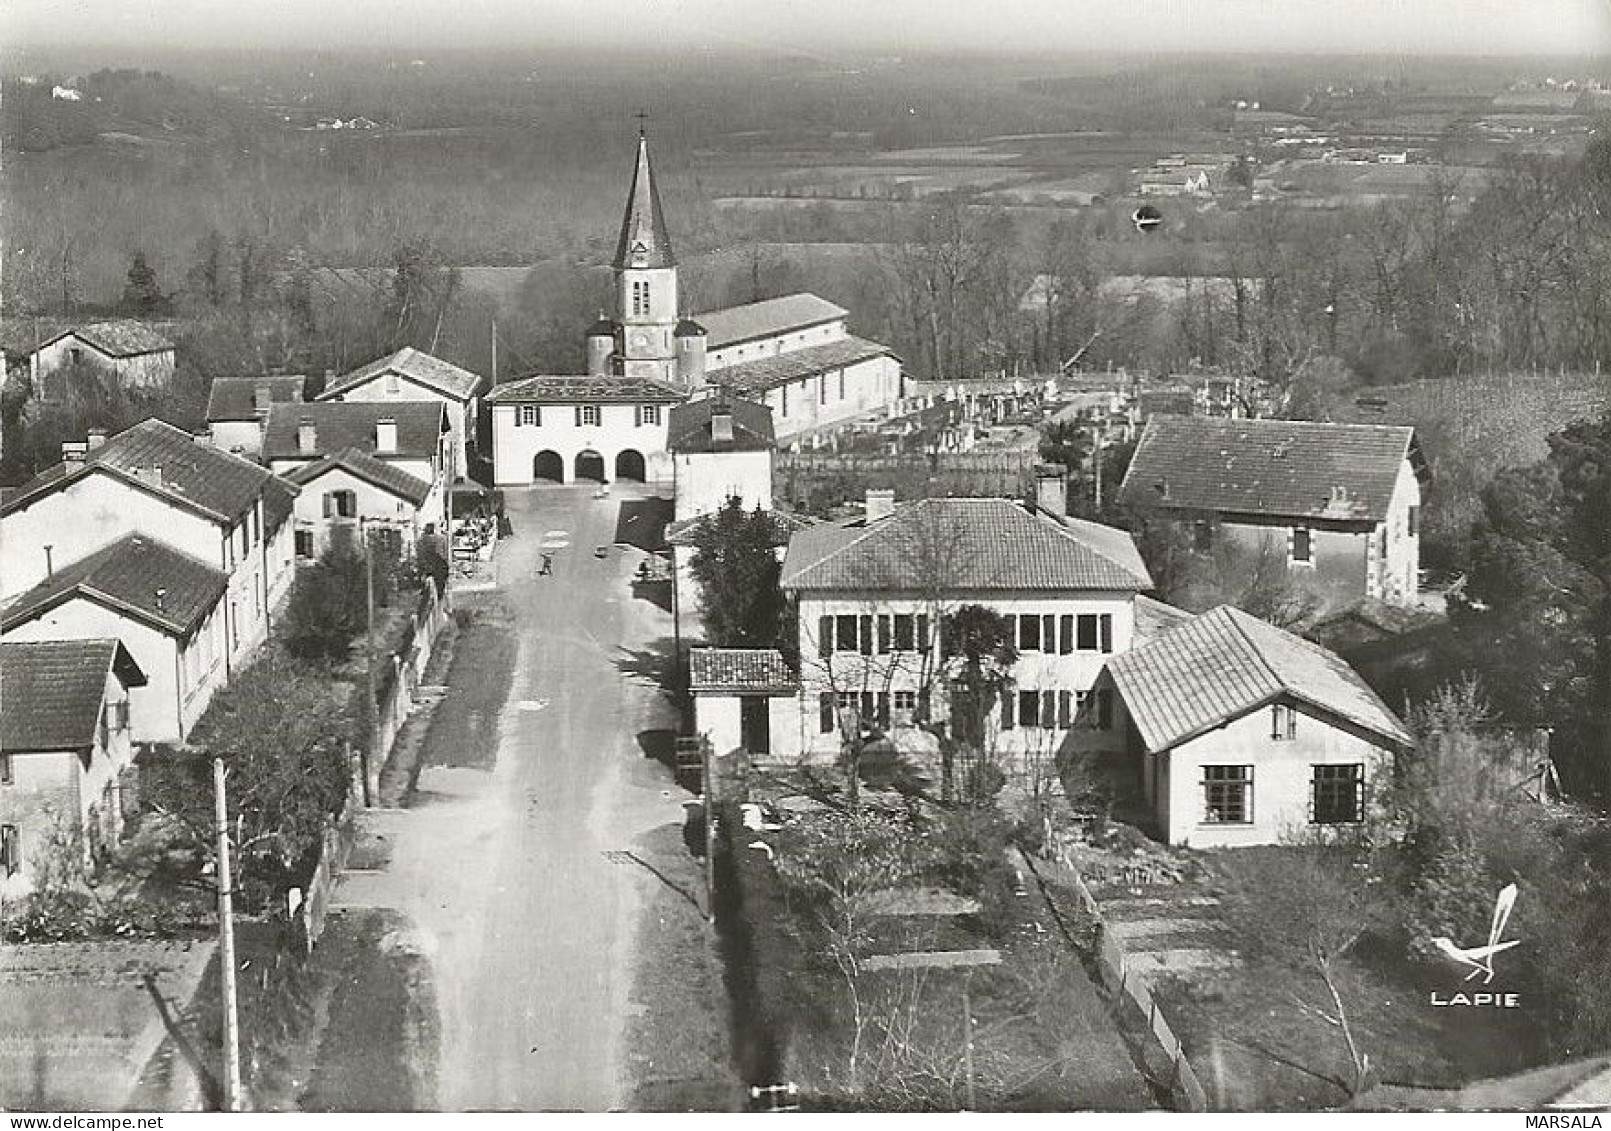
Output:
[{"xmin": 334, "ymin": 483, "xmax": 688, "ymax": 1111}]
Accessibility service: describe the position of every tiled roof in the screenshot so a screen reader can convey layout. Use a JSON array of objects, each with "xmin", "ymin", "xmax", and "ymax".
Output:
[
  {"xmin": 0, "ymin": 418, "xmax": 277, "ymax": 525},
  {"xmin": 697, "ymin": 293, "xmax": 848, "ymax": 350},
  {"xmin": 688, "ymin": 648, "xmax": 797, "ymax": 693},
  {"xmin": 262, "ymin": 401, "xmax": 447, "ymax": 462},
  {"xmin": 262, "ymin": 476, "xmax": 297, "ymax": 533},
  {"xmin": 321, "ymin": 347, "xmax": 484, "ymax": 402},
  {"xmin": 1118, "ymin": 416, "xmax": 1421, "ymax": 524},
  {"xmin": 485, "ymin": 374, "xmax": 686, "ymax": 405},
  {"xmin": 0, "ymin": 640, "xmax": 146, "ymax": 752},
  {"xmin": 780, "ymin": 498, "xmax": 1151, "ymax": 593},
  {"xmin": 666, "ymin": 508, "xmax": 813, "ymax": 548},
  {"xmin": 1133, "ymin": 594, "xmax": 1194, "ymax": 646},
  {"xmin": 1105, "ymin": 604, "xmax": 1412, "ymax": 754},
  {"xmin": 706, "ymin": 336, "xmax": 894, "ymax": 397},
  {"xmin": 205, "ymin": 375, "xmax": 307, "ymax": 423},
  {"xmin": 41, "ymin": 319, "xmax": 174, "ymax": 358},
  {"xmin": 614, "ymin": 132, "xmax": 676, "ymax": 270},
  {"xmin": 666, "ymin": 395, "xmax": 775, "ymax": 453},
  {"xmin": 284, "ymin": 447, "xmax": 433, "ymax": 506},
  {"xmin": 1, "ymin": 534, "xmax": 229, "ymax": 640}
]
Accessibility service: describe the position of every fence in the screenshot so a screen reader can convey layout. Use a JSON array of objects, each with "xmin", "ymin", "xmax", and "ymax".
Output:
[
  {"xmin": 775, "ymin": 450, "xmax": 1037, "ymax": 510},
  {"xmin": 1030, "ymin": 837, "xmax": 1209, "ymax": 1113},
  {"xmin": 289, "ymin": 794, "xmax": 358, "ymax": 954}
]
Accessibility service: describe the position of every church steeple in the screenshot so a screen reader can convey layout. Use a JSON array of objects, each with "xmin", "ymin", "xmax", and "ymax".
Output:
[{"xmin": 614, "ymin": 127, "xmax": 676, "ymax": 271}]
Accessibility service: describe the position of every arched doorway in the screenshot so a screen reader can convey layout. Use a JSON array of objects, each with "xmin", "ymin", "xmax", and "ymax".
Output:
[
  {"xmin": 533, "ymin": 451, "xmax": 564, "ymax": 483},
  {"xmin": 575, "ymin": 449, "xmax": 606, "ymax": 482},
  {"xmin": 614, "ymin": 449, "xmax": 646, "ymax": 482}
]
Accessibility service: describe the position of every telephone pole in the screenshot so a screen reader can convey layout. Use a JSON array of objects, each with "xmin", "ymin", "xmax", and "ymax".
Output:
[
  {"xmin": 702, "ymin": 737, "xmax": 716, "ymax": 923},
  {"xmin": 360, "ymin": 521, "xmax": 376, "ymax": 807},
  {"xmin": 213, "ymin": 758, "xmax": 243, "ymax": 1112}
]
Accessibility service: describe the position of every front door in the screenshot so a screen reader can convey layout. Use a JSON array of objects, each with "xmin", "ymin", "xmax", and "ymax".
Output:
[{"xmin": 740, "ymin": 696, "xmax": 771, "ymax": 756}]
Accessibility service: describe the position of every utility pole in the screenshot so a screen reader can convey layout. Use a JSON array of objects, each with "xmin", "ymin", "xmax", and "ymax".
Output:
[
  {"xmin": 962, "ymin": 972, "xmax": 976, "ymax": 1111},
  {"xmin": 213, "ymin": 757, "xmax": 243, "ymax": 1112},
  {"xmin": 702, "ymin": 736, "xmax": 716, "ymax": 923},
  {"xmin": 360, "ymin": 521, "xmax": 376, "ymax": 807},
  {"xmin": 490, "ymin": 317, "xmax": 499, "ymax": 385}
]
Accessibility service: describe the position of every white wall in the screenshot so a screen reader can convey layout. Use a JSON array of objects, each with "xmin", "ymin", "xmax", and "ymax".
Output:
[
  {"xmin": 1382, "ymin": 459, "xmax": 1422, "ymax": 605},
  {"xmin": 290, "ymin": 466, "xmax": 425, "ymax": 559},
  {"xmin": 672, "ymin": 450, "xmax": 773, "ymax": 521},
  {"xmin": 754, "ymin": 354, "xmax": 903, "ymax": 442},
  {"xmin": 1, "ymin": 598, "xmax": 226, "ymax": 743},
  {"xmin": 209, "ymin": 419, "xmax": 266, "ymax": 457},
  {"xmin": 322, "ymin": 374, "xmax": 475, "ymax": 480},
  {"xmin": 491, "ymin": 402, "xmax": 673, "ymax": 486},
  {"xmin": 33, "ymin": 337, "xmax": 174, "ymax": 393},
  {"xmin": 0, "ymin": 472, "xmax": 220, "ymax": 601},
  {"xmin": 693, "ymin": 694, "xmax": 743, "ymax": 757},
  {"xmin": 1154, "ymin": 701, "xmax": 1394, "ymax": 848},
  {"xmin": 705, "ymin": 319, "xmax": 846, "ymax": 371}
]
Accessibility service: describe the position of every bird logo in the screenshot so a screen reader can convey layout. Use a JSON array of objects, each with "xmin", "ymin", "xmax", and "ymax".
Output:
[{"xmin": 1430, "ymin": 883, "xmax": 1520, "ymax": 985}]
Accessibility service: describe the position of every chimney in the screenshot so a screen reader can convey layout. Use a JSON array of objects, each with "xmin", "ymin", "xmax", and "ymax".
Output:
[
  {"xmin": 297, "ymin": 418, "xmax": 317, "ymax": 455},
  {"xmin": 1034, "ymin": 462, "xmax": 1068, "ymax": 519},
  {"xmin": 62, "ymin": 440, "xmax": 89, "ymax": 464},
  {"xmin": 253, "ymin": 383, "xmax": 273, "ymax": 415},
  {"xmin": 710, "ymin": 407, "xmax": 735, "ymax": 449},
  {"xmin": 131, "ymin": 463, "xmax": 164, "ymax": 487},
  {"xmin": 193, "ymin": 430, "xmax": 213, "ymax": 447},
  {"xmin": 375, "ymin": 416, "xmax": 398, "ymax": 455},
  {"xmin": 865, "ymin": 488, "xmax": 896, "ymax": 521},
  {"xmin": 154, "ymin": 587, "xmax": 166, "ymax": 614},
  {"xmin": 86, "ymin": 428, "xmax": 107, "ymax": 450}
]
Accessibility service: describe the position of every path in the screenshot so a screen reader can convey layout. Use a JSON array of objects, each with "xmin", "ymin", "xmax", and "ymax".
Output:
[{"xmin": 334, "ymin": 483, "xmax": 686, "ymax": 1111}]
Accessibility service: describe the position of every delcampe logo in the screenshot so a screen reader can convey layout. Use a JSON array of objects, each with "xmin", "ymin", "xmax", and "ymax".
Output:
[{"xmin": 1429, "ymin": 882, "xmax": 1523, "ymax": 1008}]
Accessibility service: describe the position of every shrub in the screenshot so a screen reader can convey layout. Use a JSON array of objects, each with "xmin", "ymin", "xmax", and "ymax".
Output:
[{"xmin": 283, "ymin": 545, "xmax": 368, "ymax": 660}]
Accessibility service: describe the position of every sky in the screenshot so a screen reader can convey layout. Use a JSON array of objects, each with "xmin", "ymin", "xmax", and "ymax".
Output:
[{"xmin": 3, "ymin": 0, "xmax": 1610, "ymax": 57}]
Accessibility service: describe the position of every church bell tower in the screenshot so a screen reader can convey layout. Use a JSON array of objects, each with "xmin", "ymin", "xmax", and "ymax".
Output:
[{"xmin": 613, "ymin": 127, "xmax": 679, "ymax": 385}]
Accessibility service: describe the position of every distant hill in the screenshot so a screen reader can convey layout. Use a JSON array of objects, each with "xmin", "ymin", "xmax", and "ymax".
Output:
[{"xmin": 2, "ymin": 68, "xmax": 266, "ymax": 152}]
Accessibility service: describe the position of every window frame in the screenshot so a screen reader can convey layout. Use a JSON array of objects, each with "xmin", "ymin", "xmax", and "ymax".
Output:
[
  {"xmin": 579, "ymin": 404, "xmax": 602, "ymax": 427},
  {"xmin": 1018, "ymin": 614, "xmax": 1042, "ymax": 652},
  {"xmin": 0, "ymin": 824, "xmax": 17, "ymax": 876},
  {"xmin": 1201, "ymin": 764, "xmax": 1254, "ymax": 825},
  {"xmin": 518, "ymin": 404, "xmax": 541, "ymax": 427},
  {"xmin": 1271, "ymin": 703, "xmax": 1297, "ymax": 741},
  {"xmin": 1291, "ymin": 526, "xmax": 1314, "ymax": 565},
  {"xmin": 1311, "ymin": 763, "xmax": 1365, "ymax": 825},
  {"xmin": 640, "ymin": 404, "xmax": 660, "ymax": 426}
]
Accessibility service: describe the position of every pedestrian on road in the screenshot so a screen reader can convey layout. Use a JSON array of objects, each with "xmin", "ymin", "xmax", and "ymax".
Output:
[{"xmin": 539, "ymin": 552, "xmax": 553, "ymax": 576}]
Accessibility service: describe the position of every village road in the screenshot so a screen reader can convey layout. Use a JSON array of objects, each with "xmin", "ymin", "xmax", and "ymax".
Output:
[{"xmin": 335, "ymin": 483, "xmax": 686, "ymax": 1111}]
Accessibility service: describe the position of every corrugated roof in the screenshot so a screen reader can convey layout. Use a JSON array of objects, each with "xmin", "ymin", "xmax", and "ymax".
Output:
[
  {"xmin": 205, "ymin": 375, "xmax": 306, "ymax": 423},
  {"xmin": 262, "ymin": 401, "xmax": 447, "ymax": 462},
  {"xmin": 485, "ymin": 374, "xmax": 686, "ymax": 405},
  {"xmin": 41, "ymin": 319, "xmax": 174, "ymax": 358},
  {"xmin": 1118, "ymin": 416, "xmax": 1420, "ymax": 524},
  {"xmin": 1, "ymin": 639, "xmax": 146, "ymax": 752},
  {"xmin": 780, "ymin": 498, "xmax": 1151, "ymax": 593},
  {"xmin": 321, "ymin": 347, "xmax": 483, "ymax": 402},
  {"xmin": 698, "ymin": 293, "xmax": 848, "ymax": 350},
  {"xmin": 1, "ymin": 418, "xmax": 277, "ymax": 525},
  {"xmin": 688, "ymin": 648, "xmax": 796, "ymax": 693},
  {"xmin": 667, "ymin": 395, "xmax": 775, "ymax": 453},
  {"xmin": 284, "ymin": 447, "xmax": 433, "ymax": 506},
  {"xmin": 1, "ymin": 534, "xmax": 229, "ymax": 640},
  {"xmin": 613, "ymin": 131, "xmax": 676, "ymax": 270},
  {"xmin": 707, "ymin": 335, "xmax": 894, "ymax": 397},
  {"xmin": 1105, "ymin": 604, "xmax": 1411, "ymax": 753}
]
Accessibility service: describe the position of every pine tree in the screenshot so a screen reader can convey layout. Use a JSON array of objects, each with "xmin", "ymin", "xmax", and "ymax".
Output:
[
  {"xmin": 688, "ymin": 496, "xmax": 786, "ymax": 649},
  {"xmin": 122, "ymin": 250, "xmax": 165, "ymax": 316}
]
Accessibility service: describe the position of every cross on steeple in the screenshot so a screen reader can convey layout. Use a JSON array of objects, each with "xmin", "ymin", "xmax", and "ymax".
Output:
[{"xmin": 634, "ymin": 109, "xmax": 650, "ymax": 136}]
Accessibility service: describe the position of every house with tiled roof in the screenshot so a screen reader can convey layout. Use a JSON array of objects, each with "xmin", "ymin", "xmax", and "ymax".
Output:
[
  {"xmin": 0, "ymin": 419, "xmax": 300, "ymax": 667},
  {"xmin": 24, "ymin": 319, "xmax": 176, "ymax": 397},
  {"xmin": 0, "ymin": 639, "xmax": 146, "ymax": 893},
  {"xmin": 780, "ymin": 486, "xmax": 1152, "ymax": 764},
  {"xmin": 1, "ymin": 536, "xmax": 233, "ymax": 742},
  {"xmin": 261, "ymin": 400, "xmax": 452, "ymax": 537},
  {"xmin": 282, "ymin": 448, "xmax": 436, "ymax": 561},
  {"xmin": 317, "ymin": 347, "xmax": 486, "ymax": 476},
  {"xmin": 1118, "ymin": 416, "xmax": 1429, "ymax": 608},
  {"xmin": 1088, "ymin": 604, "xmax": 1412, "ymax": 847},
  {"xmin": 688, "ymin": 647, "xmax": 798, "ymax": 758},
  {"xmin": 206, "ymin": 374, "xmax": 306, "ymax": 456},
  {"xmin": 487, "ymin": 374, "xmax": 684, "ymax": 486}
]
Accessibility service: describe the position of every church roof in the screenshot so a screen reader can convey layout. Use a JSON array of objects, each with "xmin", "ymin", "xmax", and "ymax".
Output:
[
  {"xmin": 698, "ymin": 293, "xmax": 848, "ymax": 351},
  {"xmin": 708, "ymin": 335, "xmax": 895, "ymax": 397},
  {"xmin": 614, "ymin": 131, "xmax": 676, "ymax": 271},
  {"xmin": 486, "ymin": 374, "xmax": 687, "ymax": 405}
]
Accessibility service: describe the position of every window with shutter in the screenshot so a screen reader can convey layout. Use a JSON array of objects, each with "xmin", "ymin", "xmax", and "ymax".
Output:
[
  {"xmin": 876, "ymin": 692, "xmax": 890, "ymax": 728},
  {"xmin": 1000, "ymin": 690, "xmax": 1015, "ymax": 730},
  {"xmin": 1017, "ymin": 690, "xmax": 1040, "ymax": 729},
  {"xmin": 1059, "ymin": 615, "xmax": 1074, "ymax": 654},
  {"xmin": 1099, "ymin": 613, "xmax": 1113, "ymax": 654},
  {"xmin": 877, "ymin": 615, "xmax": 892, "ymax": 653},
  {"xmin": 893, "ymin": 614, "xmax": 914, "ymax": 651},
  {"xmin": 835, "ymin": 615, "xmax": 858, "ymax": 653},
  {"xmin": 819, "ymin": 692, "xmax": 836, "ymax": 734},
  {"xmin": 1057, "ymin": 691, "xmax": 1073, "ymax": 729},
  {"xmin": 858, "ymin": 615, "xmax": 873, "ymax": 655},
  {"xmin": 1018, "ymin": 615, "xmax": 1041, "ymax": 651},
  {"xmin": 916, "ymin": 615, "xmax": 930, "ymax": 652},
  {"xmin": 1077, "ymin": 614, "xmax": 1098, "ymax": 650},
  {"xmin": 818, "ymin": 616, "xmax": 834, "ymax": 657}
]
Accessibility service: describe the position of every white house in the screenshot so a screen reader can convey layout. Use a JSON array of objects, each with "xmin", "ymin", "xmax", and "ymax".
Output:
[
  {"xmin": 1093, "ymin": 604, "xmax": 1412, "ymax": 848},
  {"xmin": 282, "ymin": 448, "xmax": 436, "ymax": 561},
  {"xmin": 261, "ymin": 400, "xmax": 453, "ymax": 536},
  {"xmin": 205, "ymin": 374, "xmax": 306, "ymax": 456},
  {"xmin": 688, "ymin": 648, "xmax": 801, "ymax": 761},
  {"xmin": 667, "ymin": 394, "xmax": 776, "ymax": 521},
  {"xmin": 1, "ymin": 536, "xmax": 232, "ymax": 744},
  {"xmin": 1118, "ymin": 416, "xmax": 1428, "ymax": 608},
  {"xmin": 0, "ymin": 418, "xmax": 299, "ymax": 667},
  {"xmin": 778, "ymin": 487, "xmax": 1153, "ymax": 773},
  {"xmin": 27, "ymin": 320, "xmax": 175, "ymax": 398},
  {"xmin": 486, "ymin": 375, "xmax": 684, "ymax": 486},
  {"xmin": 316, "ymin": 347, "xmax": 486, "ymax": 477},
  {"xmin": 0, "ymin": 639, "xmax": 146, "ymax": 895}
]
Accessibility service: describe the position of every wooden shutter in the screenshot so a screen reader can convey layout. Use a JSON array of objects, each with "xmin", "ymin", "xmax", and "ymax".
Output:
[
  {"xmin": 818, "ymin": 616, "xmax": 833, "ymax": 657},
  {"xmin": 1060, "ymin": 615, "xmax": 1074, "ymax": 654},
  {"xmin": 877, "ymin": 615, "xmax": 892, "ymax": 654},
  {"xmin": 917, "ymin": 614, "xmax": 930, "ymax": 652},
  {"xmin": 819, "ymin": 692, "xmax": 836, "ymax": 734},
  {"xmin": 634, "ymin": 405, "xmax": 642, "ymax": 428},
  {"xmin": 1099, "ymin": 613, "xmax": 1113, "ymax": 654},
  {"xmin": 858, "ymin": 615, "xmax": 873, "ymax": 655},
  {"xmin": 1000, "ymin": 690, "xmax": 1015, "ymax": 730},
  {"xmin": 575, "ymin": 405, "xmax": 583, "ymax": 426}
]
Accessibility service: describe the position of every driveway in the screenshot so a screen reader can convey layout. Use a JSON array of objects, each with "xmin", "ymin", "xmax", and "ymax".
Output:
[{"xmin": 334, "ymin": 483, "xmax": 689, "ymax": 1111}]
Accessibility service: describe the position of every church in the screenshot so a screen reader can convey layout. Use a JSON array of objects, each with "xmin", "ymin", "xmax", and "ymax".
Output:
[{"xmin": 488, "ymin": 130, "xmax": 906, "ymax": 486}]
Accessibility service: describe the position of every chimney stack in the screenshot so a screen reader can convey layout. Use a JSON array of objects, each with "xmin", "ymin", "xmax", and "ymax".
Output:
[
  {"xmin": 1034, "ymin": 462, "xmax": 1068, "ymax": 519},
  {"xmin": 865, "ymin": 488, "xmax": 896, "ymax": 521},
  {"xmin": 710, "ymin": 407, "xmax": 734, "ymax": 449},
  {"xmin": 375, "ymin": 417, "xmax": 398, "ymax": 455},
  {"xmin": 253, "ymin": 383, "xmax": 273, "ymax": 415},
  {"xmin": 62, "ymin": 440, "xmax": 89, "ymax": 464},
  {"xmin": 86, "ymin": 428, "xmax": 107, "ymax": 450},
  {"xmin": 297, "ymin": 419, "xmax": 317, "ymax": 455}
]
